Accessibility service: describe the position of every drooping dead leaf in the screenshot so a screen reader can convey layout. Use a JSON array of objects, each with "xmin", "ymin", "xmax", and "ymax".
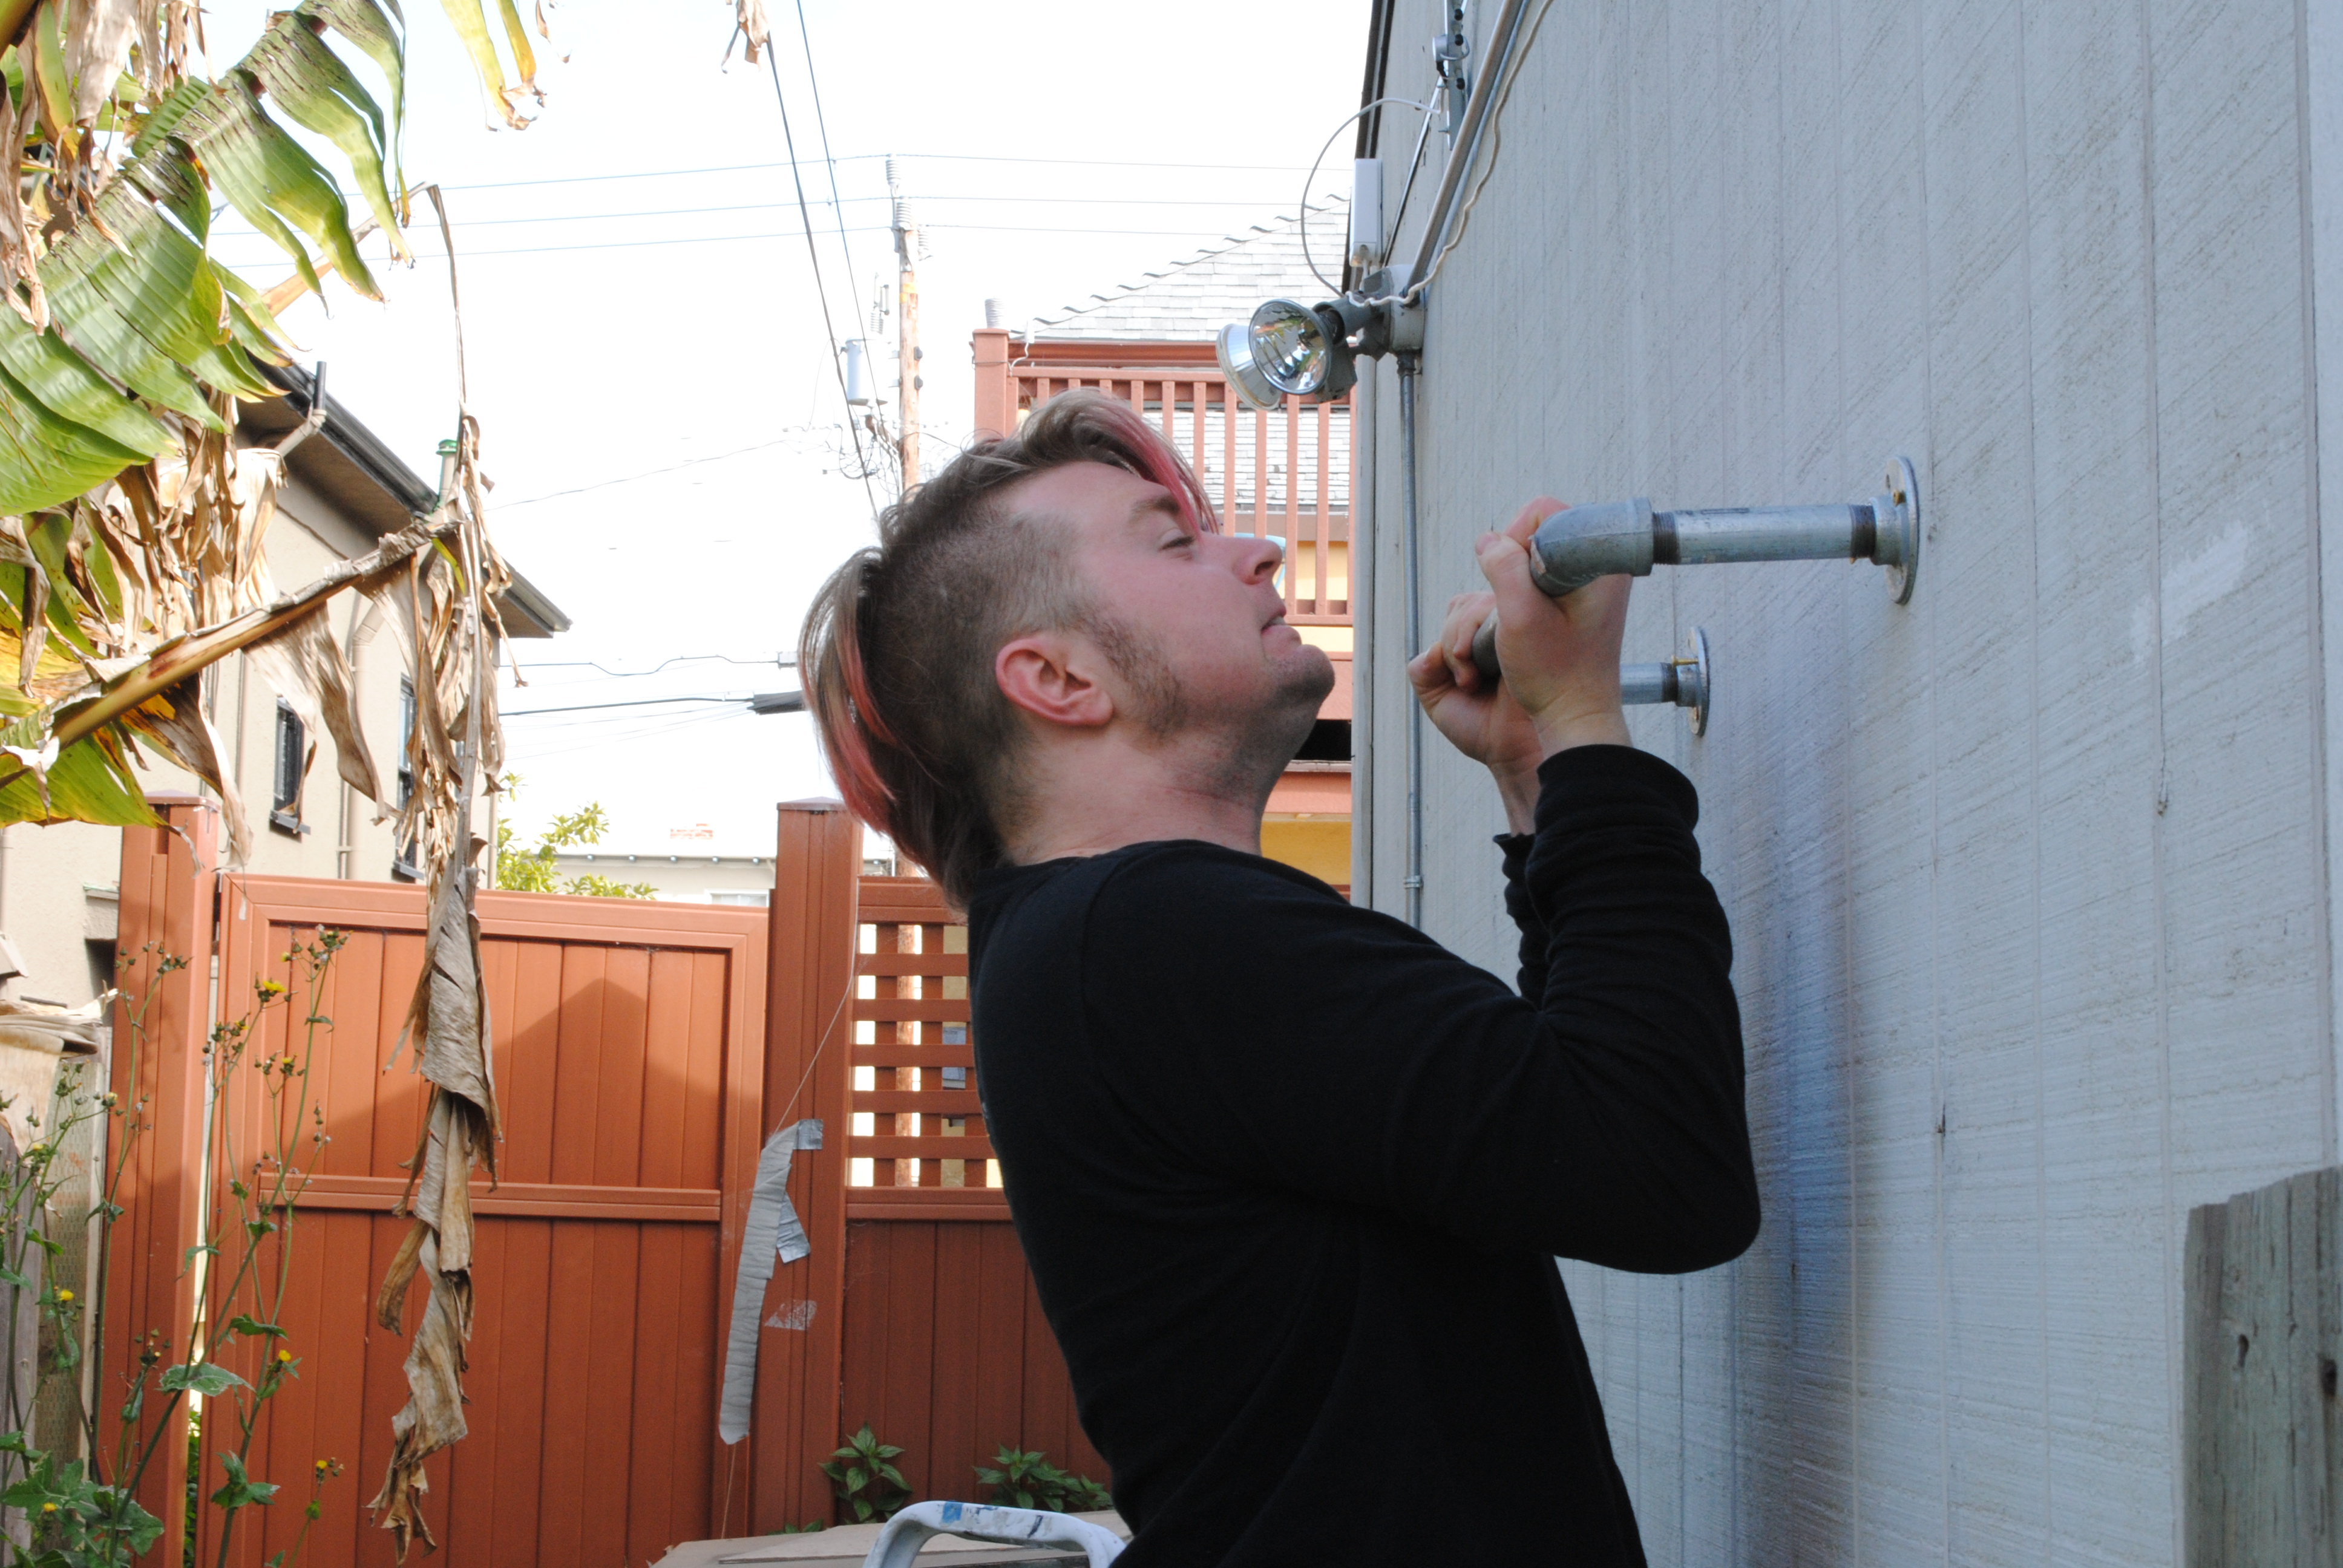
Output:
[
  {"xmin": 730, "ymin": 0, "xmax": 770, "ymax": 64},
  {"xmin": 120, "ymin": 675, "xmax": 252, "ymax": 864},
  {"xmin": 63, "ymin": 0, "xmax": 143, "ymax": 126},
  {"xmin": 369, "ymin": 855, "xmax": 493, "ymax": 1558},
  {"xmin": 244, "ymin": 599, "xmax": 381, "ymax": 805},
  {"xmin": 365, "ymin": 397, "xmax": 505, "ymax": 1560}
]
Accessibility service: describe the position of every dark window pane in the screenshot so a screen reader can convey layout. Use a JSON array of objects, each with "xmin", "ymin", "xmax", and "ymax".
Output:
[{"xmin": 272, "ymin": 702, "xmax": 304, "ymax": 816}]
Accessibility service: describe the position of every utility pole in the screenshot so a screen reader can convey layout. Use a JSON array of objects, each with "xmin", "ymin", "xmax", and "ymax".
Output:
[{"xmin": 888, "ymin": 155, "xmax": 921, "ymax": 493}]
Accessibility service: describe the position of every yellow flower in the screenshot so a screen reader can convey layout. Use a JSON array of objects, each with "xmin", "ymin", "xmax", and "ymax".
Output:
[
  {"xmin": 55, "ymin": 1290, "xmax": 70, "ymax": 1304},
  {"xmin": 277, "ymin": 1348, "xmax": 293, "ymax": 1363},
  {"xmin": 41, "ymin": 1501, "xmax": 55, "ymax": 1513},
  {"xmin": 257, "ymin": 980, "xmax": 286, "ymax": 998}
]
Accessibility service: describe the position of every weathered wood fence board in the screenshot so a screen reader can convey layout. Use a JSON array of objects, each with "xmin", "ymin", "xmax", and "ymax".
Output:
[{"xmin": 2184, "ymin": 1166, "xmax": 2343, "ymax": 1566}]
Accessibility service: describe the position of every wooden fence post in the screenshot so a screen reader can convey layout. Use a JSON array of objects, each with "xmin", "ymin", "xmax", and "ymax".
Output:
[
  {"xmin": 741, "ymin": 800, "xmax": 860, "ymax": 1534},
  {"xmin": 104, "ymin": 799, "xmax": 217, "ymax": 1564},
  {"xmin": 2183, "ymin": 1165, "xmax": 2343, "ymax": 1564}
]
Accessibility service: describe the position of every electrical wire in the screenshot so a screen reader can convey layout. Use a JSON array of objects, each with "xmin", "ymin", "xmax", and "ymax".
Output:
[
  {"xmin": 431, "ymin": 152, "xmax": 1319, "ymax": 194},
  {"xmin": 1380, "ymin": 88, "xmax": 1441, "ymax": 270},
  {"xmin": 514, "ymin": 655, "xmax": 795, "ymax": 678},
  {"xmin": 1395, "ymin": 0, "xmax": 1559, "ymax": 304},
  {"xmin": 495, "ymin": 436, "xmax": 810, "ymax": 508},
  {"xmin": 1297, "ymin": 96, "xmax": 1430, "ymax": 294},
  {"xmin": 796, "ymin": 0, "xmax": 865, "ymax": 387},
  {"xmin": 505, "ymin": 695, "xmax": 757, "ymax": 716},
  {"xmin": 764, "ymin": 51, "xmax": 880, "ymax": 521},
  {"xmin": 211, "ymin": 219, "xmax": 1339, "ymax": 268},
  {"xmin": 215, "ymin": 194, "xmax": 1346, "ymax": 238}
]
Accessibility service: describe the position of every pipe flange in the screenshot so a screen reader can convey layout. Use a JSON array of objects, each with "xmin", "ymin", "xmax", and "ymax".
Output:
[
  {"xmin": 1680, "ymin": 626, "xmax": 1712, "ymax": 737},
  {"xmin": 1879, "ymin": 456, "xmax": 1921, "ymax": 604}
]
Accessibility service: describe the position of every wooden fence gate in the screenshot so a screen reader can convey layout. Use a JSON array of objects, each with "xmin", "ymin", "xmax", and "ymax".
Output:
[
  {"xmin": 108, "ymin": 802, "xmax": 1103, "ymax": 1564},
  {"xmin": 113, "ymin": 802, "xmax": 767, "ymax": 1568}
]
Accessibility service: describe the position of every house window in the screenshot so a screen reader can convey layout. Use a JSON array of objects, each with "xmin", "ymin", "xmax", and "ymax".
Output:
[
  {"xmin": 392, "ymin": 677, "xmax": 419, "ymax": 880},
  {"xmin": 709, "ymin": 890, "xmax": 770, "ymax": 907},
  {"xmin": 269, "ymin": 701, "xmax": 304, "ymax": 835}
]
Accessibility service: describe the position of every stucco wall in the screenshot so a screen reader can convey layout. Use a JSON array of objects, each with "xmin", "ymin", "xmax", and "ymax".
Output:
[
  {"xmin": 1352, "ymin": 1, "xmax": 2340, "ymax": 1561},
  {"xmin": 0, "ymin": 469, "xmax": 490, "ymax": 1006}
]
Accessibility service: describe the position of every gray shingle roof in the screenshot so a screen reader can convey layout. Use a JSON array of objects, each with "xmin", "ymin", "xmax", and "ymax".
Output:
[{"xmin": 1024, "ymin": 197, "xmax": 1350, "ymax": 344}]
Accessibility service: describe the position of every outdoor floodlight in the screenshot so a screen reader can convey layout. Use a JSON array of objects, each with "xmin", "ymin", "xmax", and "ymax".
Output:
[
  {"xmin": 1250, "ymin": 298, "xmax": 1356, "ymax": 401},
  {"xmin": 1215, "ymin": 280, "xmax": 1423, "ymax": 411}
]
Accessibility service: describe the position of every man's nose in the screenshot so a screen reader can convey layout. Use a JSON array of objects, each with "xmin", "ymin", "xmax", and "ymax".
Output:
[{"xmin": 1224, "ymin": 531, "xmax": 1284, "ymax": 584}]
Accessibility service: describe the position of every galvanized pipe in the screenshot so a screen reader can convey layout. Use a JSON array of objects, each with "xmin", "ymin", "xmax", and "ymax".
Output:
[
  {"xmin": 1470, "ymin": 459, "xmax": 1918, "ymax": 679},
  {"xmin": 1619, "ymin": 661, "xmax": 1683, "ymax": 706},
  {"xmin": 1620, "ymin": 628, "xmax": 1711, "ymax": 736},
  {"xmin": 1398, "ymin": 354, "xmax": 1424, "ymax": 929}
]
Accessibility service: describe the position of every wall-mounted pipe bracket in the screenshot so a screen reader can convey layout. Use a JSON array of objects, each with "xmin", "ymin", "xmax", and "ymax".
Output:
[
  {"xmin": 1472, "ymin": 457, "xmax": 1919, "ymax": 678},
  {"xmin": 1620, "ymin": 627, "xmax": 1712, "ymax": 736}
]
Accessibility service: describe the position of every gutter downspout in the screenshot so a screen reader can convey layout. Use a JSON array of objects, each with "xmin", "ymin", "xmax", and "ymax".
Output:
[
  {"xmin": 1398, "ymin": 351, "xmax": 1424, "ymax": 929},
  {"xmin": 336, "ymin": 595, "xmax": 387, "ymax": 879}
]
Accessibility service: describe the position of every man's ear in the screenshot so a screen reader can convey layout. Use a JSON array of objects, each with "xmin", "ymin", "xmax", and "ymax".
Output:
[{"xmin": 996, "ymin": 632, "xmax": 1116, "ymax": 729}]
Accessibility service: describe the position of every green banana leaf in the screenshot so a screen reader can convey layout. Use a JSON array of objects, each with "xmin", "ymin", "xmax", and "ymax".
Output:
[{"xmin": 0, "ymin": 716, "xmax": 160, "ymax": 828}]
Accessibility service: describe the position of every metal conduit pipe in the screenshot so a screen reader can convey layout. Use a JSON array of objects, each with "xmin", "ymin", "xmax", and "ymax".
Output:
[
  {"xmin": 1398, "ymin": 352, "xmax": 1424, "ymax": 929},
  {"xmin": 1404, "ymin": 0, "xmax": 1533, "ymax": 290},
  {"xmin": 1471, "ymin": 458, "xmax": 1919, "ymax": 679}
]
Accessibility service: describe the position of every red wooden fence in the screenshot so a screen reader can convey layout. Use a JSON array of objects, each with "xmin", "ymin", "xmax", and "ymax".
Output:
[
  {"xmin": 108, "ymin": 800, "xmax": 1103, "ymax": 1560},
  {"xmin": 114, "ymin": 822, "xmax": 767, "ymax": 1567},
  {"xmin": 836, "ymin": 878, "xmax": 1104, "ymax": 1499}
]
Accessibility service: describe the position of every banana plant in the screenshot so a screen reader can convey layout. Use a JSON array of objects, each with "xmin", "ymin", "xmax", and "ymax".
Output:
[{"xmin": 0, "ymin": 2, "xmax": 555, "ymax": 1560}]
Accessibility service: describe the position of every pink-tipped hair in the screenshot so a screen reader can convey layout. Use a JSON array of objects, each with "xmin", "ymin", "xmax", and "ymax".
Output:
[
  {"xmin": 796, "ymin": 387, "xmax": 1227, "ymax": 903},
  {"xmin": 799, "ymin": 549, "xmax": 900, "ymax": 835},
  {"xmin": 1084, "ymin": 395, "xmax": 1219, "ymax": 535}
]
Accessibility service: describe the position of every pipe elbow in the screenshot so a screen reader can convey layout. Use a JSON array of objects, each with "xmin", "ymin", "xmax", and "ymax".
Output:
[{"xmin": 1525, "ymin": 498, "xmax": 1657, "ymax": 598}]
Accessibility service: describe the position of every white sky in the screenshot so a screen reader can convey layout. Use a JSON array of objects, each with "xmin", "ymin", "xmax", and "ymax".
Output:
[{"xmin": 200, "ymin": 0, "xmax": 1372, "ymax": 857}]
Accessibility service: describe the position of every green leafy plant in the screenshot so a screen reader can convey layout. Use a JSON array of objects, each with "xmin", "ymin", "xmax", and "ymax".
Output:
[
  {"xmin": 494, "ymin": 776, "xmax": 657, "ymax": 899},
  {"xmin": 821, "ymin": 1425, "xmax": 910, "ymax": 1524},
  {"xmin": 0, "ymin": 933, "xmax": 350, "ymax": 1565},
  {"xmin": 974, "ymin": 1447, "xmax": 1112, "ymax": 1514}
]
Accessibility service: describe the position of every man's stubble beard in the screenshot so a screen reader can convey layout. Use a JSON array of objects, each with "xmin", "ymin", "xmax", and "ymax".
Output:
[{"xmin": 1090, "ymin": 610, "xmax": 1334, "ymax": 804}]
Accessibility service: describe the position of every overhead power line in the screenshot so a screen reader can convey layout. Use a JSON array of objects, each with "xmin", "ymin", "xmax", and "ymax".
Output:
[
  {"xmin": 505, "ymin": 691, "xmax": 804, "ymax": 717},
  {"xmin": 762, "ymin": 46, "xmax": 878, "ymax": 520},
  {"xmin": 494, "ymin": 435, "xmax": 804, "ymax": 508},
  {"xmin": 214, "ymin": 219, "xmax": 1334, "ymax": 266},
  {"xmin": 434, "ymin": 151, "xmax": 1319, "ymax": 194},
  {"xmin": 515, "ymin": 655, "xmax": 796, "ymax": 677},
  {"xmin": 214, "ymin": 194, "xmax": 1348, "ymax": 241}
]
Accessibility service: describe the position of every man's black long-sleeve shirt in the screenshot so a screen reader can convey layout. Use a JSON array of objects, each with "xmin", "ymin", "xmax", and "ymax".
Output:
[{"xmin": 966, "ymin": 745, "xmax": 1758, "ymax": 1566}]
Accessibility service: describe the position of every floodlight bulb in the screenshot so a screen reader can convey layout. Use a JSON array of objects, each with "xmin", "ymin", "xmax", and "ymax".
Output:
[{"xmin": 1249, "ymin": 299, "xmax": 1333, "ymax": 397}]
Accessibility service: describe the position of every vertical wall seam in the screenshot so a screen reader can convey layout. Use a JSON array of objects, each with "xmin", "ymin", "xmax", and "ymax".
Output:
[
  {"xmin": 1914, "ymin": 0, "xmax": 1950, "ymax": 1559},
  {"xmin": 2294, "ymin": 0, "xmax": 2335, "ymax": 1169},
  {"xmin": 1832, "ymin": 0, "xmax": 1858, "ymax": 1555},
  {"xmin": 2137, "ymin": 0, "xmax": 2179, "ymax": 1557},
  {"xmin": 2013, "ymin": 4, "xmax": 2053, "ymax": 1558}
]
